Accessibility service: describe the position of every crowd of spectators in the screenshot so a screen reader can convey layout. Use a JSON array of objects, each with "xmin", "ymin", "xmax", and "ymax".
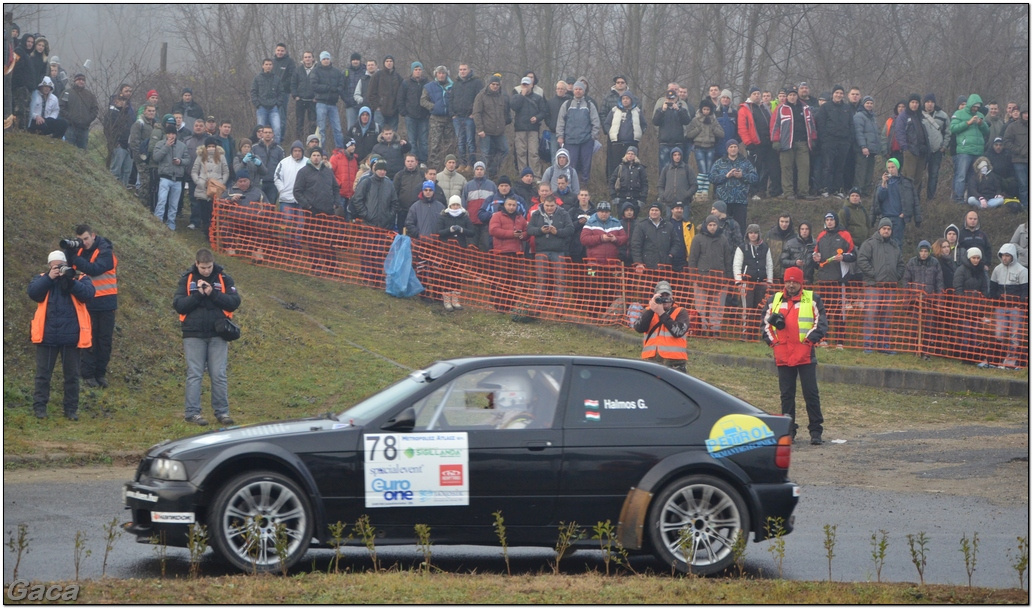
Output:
[{"xmin": 4, "ymin": 24, "xmax": 1027, "ymax": 367}]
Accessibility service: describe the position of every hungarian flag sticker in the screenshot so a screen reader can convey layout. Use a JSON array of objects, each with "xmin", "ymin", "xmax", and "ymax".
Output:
[{"xmin": 584, "ymin": 399, "xmax": 600, "ymax": 422}]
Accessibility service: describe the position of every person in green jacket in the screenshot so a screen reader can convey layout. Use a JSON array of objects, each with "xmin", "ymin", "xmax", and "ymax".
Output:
[{"xmin": 949, "ymin": 94, "xmax": 990, "ymax": 202}]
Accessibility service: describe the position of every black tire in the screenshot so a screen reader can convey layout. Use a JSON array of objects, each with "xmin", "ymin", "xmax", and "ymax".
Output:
[
  {"xmin": 209, "ymin": 470, "xmax": 313, "ymax": 573},
  {"xmin": 647, "ymin": 474, "xmax": 749, "ymax": 575}
]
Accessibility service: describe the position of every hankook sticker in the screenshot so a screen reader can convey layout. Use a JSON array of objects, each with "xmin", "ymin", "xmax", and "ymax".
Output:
[{"xmin": 151, "ymin": 511, "xmax": 196, "ymax": 524}]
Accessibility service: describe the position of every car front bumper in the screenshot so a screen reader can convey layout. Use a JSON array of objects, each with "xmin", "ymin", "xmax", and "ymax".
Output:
[{"xmin": 123, "ymin": 477, "xmax": 203, "ymax": 547}]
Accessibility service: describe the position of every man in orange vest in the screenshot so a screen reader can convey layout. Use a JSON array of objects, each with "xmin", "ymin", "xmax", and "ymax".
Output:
[
  {"xmin": 28, "ymin": 250, "xmax": 95, "ymax": 420},
  {"xmin": 67, "ymin": 224, "xmax": 117, "ymax": 389},
  {"xmin": 173, "ymin": 248, "xmax": 241, "ymax": 426},
  {"xmin": 634, "ymin": 280, "xmax": 691, "ymax": 372},
  {"xmin": 761, "ymin": 266, "xmax": 829, "ymax": 444}
]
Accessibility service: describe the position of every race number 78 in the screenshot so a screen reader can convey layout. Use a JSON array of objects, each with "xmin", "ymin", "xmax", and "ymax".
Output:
[{"xmin": 365, "ymin": 434, "xmax": 398, "ymax": 461}]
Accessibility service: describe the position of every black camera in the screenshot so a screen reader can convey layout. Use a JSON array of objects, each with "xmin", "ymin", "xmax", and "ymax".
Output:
[
  {"xmin": 666, "ymin": 90, "xmax": 677, "ymax": 100},
  {"xmin": 60, "ymin": 237, "xmax": 83, "ymax": 250},
  {"xmin": 767, "ymin": 312, "xmax": 786, "ymax": 330},
  {"xmin": 656, "ymin": 294, "xmax": 673, "ymax": 304},
  {"xmin": 58, "ymin": 265, "xmax": 76, "ymax": 278}
]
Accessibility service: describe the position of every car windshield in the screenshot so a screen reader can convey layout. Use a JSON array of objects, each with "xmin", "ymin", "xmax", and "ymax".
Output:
[{"xmin": 335, "ymin": 362, "xmax": 453, "ymax": 425}]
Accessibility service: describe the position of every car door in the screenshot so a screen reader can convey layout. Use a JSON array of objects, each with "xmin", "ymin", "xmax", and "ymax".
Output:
[
  {"xmin": 558, "ymin": 362, "xmax": 701, "ymax": 525},
  {"xmin": 361, "ymin": 364, "xmax": 566, "ymax": 542}
]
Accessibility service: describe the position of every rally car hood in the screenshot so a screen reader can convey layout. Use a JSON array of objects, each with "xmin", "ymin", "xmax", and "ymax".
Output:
[{"xmin": 148, "ymin": 416, "xmax": 351, "ymax": 458}]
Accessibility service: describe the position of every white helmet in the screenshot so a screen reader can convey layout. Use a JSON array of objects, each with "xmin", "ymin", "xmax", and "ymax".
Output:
[{"xmin": 482, "ymin": 372, "xmax": 533, "ymax": 410}]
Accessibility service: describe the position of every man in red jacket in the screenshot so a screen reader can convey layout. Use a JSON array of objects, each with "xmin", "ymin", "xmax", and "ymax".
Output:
[{"xmin": 761, "ymin": 266, "xmax": 829, "ymax": 444}]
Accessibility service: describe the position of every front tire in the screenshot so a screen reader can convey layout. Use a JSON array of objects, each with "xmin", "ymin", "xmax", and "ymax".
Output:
[
  {"xmin": 648, "ymin": 474, "xmax": 749, "ymax": 575},
  {"xmin": 209, "ymin": 470, "xmax": 313, "ymax": 573}
]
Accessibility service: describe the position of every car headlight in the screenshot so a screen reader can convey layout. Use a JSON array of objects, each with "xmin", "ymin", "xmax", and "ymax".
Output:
[{"xmin": 149, "ymin": 458, "xmax": 188, "ymax": 481}]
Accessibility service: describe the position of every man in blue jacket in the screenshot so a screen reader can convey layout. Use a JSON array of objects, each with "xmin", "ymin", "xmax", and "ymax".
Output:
[
  {"xmin": 420, "ymin": 65, "xmax": 455, "ymax": 171},
  {"xmin": 28, "ymin": 250, "xmax": 95, "ymax": 420}
]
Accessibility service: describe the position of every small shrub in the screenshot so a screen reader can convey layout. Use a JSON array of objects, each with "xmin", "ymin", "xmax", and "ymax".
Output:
[
  {"xmin": 552, "ymin": 521, "xmax": 584, "ymax": 575},
  {"xmin": 1008, "ymin": 536, "xmax": 1028, "ymax": 590},
  {"xmin": 101, "ymin": 517, "xmax": 122, "ymax": 578},
  {"xmin": 186, "ymin": 522, "xmax": 209, "ymax": 579},
  {"xmin": 906, "ymin": 532, "xmax": 929, "ymax": 585},
  {"xmin": 492, "ymin": 510, "xmax": 510, "ymax": 576},
  {"xmin": 675, "ymin": 526, "xmax": 697, "ymax": 576},
  {"xmin": 327, "ymin": 520, "xmax": 351, "ymax": 575},
  {"xmin": 273, "ymin": 522, "xmax": 291, "ymax": 576},
  {"xmin": 959, "ymin": 532, "xmax": 978, "ymax": 588},
  {"xmin": 765, "ymin": 517, "xmax": 787, "ymax": 579},
  {"xmin": 5, "ymin": 522, "xmax": 31, "ymax": 581},
  {"xmin": 870, "ymin": 529, "xmax": 889, "ymax": 583},
  {"xmin": 414, "ymin": 524, "xmax": 433, "ymax": 574},
  {"xmin": 73, "ymin": 530, "xmax": 92, "ymax": 581},
  {"xmin": 353, "ymin": 515, "xmax": 379, "ymax": 572},
  {"xmin": 591, "ymin": 519, "xmax": 631, "ymax": 576},
  {"xmin": 149, "ymin": 531, "xmax": 168, "ymax": 578},
  {"xmin": 823, "ymin": 524, "xmax": 837, "ymax": 582}
]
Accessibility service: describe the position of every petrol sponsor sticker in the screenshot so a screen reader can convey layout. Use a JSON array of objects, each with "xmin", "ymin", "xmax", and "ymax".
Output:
[
  {"xmin": 364, "ymin": 433, "xmax": 469, "ymax": 508},
  {"xmin": 151, "ymin": 511, "xmax": 196, "ymax": 524},
  {"xmin": 705, "ymin": 414, "xmax": 776, "ymax": 458}
]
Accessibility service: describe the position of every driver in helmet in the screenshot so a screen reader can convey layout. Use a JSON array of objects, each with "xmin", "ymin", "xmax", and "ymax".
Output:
[{"xmin": 482, "ymin": 371, "xmax": 536, "ymax": 429}]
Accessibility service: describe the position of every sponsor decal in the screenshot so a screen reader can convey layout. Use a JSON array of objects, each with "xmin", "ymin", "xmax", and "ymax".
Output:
[
  {"xmin": 125, "ymin": 489, "xmax": 158, "ymax": 503},
  {"xmin": 705, "ymin": 414, "xmax": 776, "ymax": 458},
  {"xmin": 603, "ymin": 398, "xmax": 647, "ymax": 410},
  {"xmin": 151, "ymin": 511, "xmax": 196, "ymax": 524},
  {"xmin": 439, "ymin": 464, "xmax": 463, "ymax": 486}
]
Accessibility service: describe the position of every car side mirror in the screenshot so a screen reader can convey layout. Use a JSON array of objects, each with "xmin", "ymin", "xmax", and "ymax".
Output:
[{"xmin": 382, "ymin": 406, "xmax": 416, "ymax": 432}]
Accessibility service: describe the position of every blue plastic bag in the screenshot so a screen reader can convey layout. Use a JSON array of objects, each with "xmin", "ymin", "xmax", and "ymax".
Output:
[{"xmin": 383, "ymin": 234, "xmax": 425, "ymax": 298}]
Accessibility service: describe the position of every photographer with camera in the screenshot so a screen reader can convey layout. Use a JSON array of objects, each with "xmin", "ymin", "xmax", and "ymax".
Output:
[
  {"xmin": 173, "ymin": 248, "xmax": 241, "ymax": 427},
  {"xmin": 28, "ymin": 250, "xmax": 95, "ymax": 420},
  {"xmin": 761, "ymin": 266, "xmax": 829, "ymax": 445},
  {"xmin": 63, "ymin": 226, "xmax": 117, "ymax": 389},
  {"xmin": 634, "ymin": 280, "xmax": 690, "ymax": 372}
]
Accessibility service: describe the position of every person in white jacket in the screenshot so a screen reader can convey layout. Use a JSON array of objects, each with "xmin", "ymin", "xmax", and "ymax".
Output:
[
  {"xmin": 29, "ymin": 76, "xmax": 68, "ymax": 138},
  {"xmin": 274, "ymin": 139, "xmax": 309, "ymax": 250}
]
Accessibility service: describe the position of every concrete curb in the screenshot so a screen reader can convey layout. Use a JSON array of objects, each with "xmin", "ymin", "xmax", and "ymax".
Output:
[{"xmin": 585, "ymin": 325, "xmax": 1029, "ymax": 398}]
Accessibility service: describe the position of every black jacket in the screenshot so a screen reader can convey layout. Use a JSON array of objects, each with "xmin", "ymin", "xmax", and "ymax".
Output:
[
  {"xmin": 173, "ymin": 263, "xmax": 241, "ymax": 339},
  {"xmin": 632, "ymin": 217, "xmax": 681, "ymax": 269},
  {"xmin": 397, "ymin": 76, "xmax": 430, "ymax": 119},
  {"xmin": 27, "ymin": 272, "xmax": 95, "ymax": 346},
  {"xmin": 311, "ymin": 63, "xmax": 343, "ymax": 105},
  {"xmin": 291, "ymin": 62, "xmax": 317, "ymax": 101},
  {"xmin": 294, "ymin": 161, "xmax": 341, "ymax": 214},
  {"xmin": 817, "ymin": 100, "xmax": 853, "ymax": 140},
  {"xmin": 251, "ymin": 70, "xmax": 282, "ymax": 108},
  {"xmin": 527, "ymin": 206, "xmax": 575, "ymax": 253},
  {"xmin": 448, "ymin": 72, "xmax": 483, "ymax": 118},
  {"xmin": 652, "ymin": 104, "xmax": 691, "ymax": 144},
  {"xmin": 952, "ymin": 256, "xmax": 988, "ymax": 296},
  {"xmin": 610, "ymin": 161, "xmax": 649, "ymax": 200},
  {"xmin": 437, "ymin": 209, "xmax": 476, "ymax": 248},
  {"xmin": 510, "ymin": 91, "xmax": 547, "ymax": 132}
]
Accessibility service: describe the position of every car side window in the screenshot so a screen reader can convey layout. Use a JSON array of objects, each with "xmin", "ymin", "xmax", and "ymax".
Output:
[
  {"xmin": 566, "ymin": 365, "xmax": 699, "ymax": 428},
  {"xmin": 412, "ymin": 365, "xmax": 565, "ymax": 431}
]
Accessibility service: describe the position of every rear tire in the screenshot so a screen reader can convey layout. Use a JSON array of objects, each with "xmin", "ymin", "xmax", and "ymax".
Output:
[
  {"xmin": 647, "ymin": 474, "xmax": 748, "ymax": 575},
  {"xmin": 209, "ymin": 470, "xmax": 313, "ymax": 573}
]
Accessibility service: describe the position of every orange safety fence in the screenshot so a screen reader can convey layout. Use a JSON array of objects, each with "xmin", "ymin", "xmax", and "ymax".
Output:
[{"xmin": 211, "ymin": 200, "xmax": 1029, "ymax": 369}]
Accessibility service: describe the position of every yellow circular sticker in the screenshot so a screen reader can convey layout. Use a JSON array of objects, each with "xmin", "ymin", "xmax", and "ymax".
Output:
[{"xmin": 706, "ymin": 414, "xmax": 776, "ymax": 458}]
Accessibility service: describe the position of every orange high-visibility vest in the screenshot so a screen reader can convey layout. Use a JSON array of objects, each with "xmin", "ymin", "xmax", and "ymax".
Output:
[
  {"xmin": 641, "ymin": 306, "xmax": 688, "ymax": 360},
  {"xmin": 30, "ymin": 276, "xmax": 93, "ymax": 348},
  {"xmin": 76, "ymin": 247, "xmax": 118, "ymax": 297},
  {"xmin": 178, "ymin": 273, "xmax": 234, "ymax": 322}
]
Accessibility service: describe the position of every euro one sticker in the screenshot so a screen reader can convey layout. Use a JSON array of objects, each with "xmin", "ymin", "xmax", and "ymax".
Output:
[
  {"xmin": 706, "ymin": 414, "xmax": 776, "ymax": 458},
  {"xmin": 364, "ymin": 432, "xmax": 469, "ymax": 508}
]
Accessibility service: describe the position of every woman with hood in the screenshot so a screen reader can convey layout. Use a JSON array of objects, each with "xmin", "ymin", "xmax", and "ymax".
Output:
[
  {"xmin": 232, "ymin": 138, "xmax": 266, "ymax": 183},
  {"xmin": 934, "ymin": 238, "xmax": 957, "ymax": 291},
  {"xmin": 780, "ymin": 222, "xmax": 815, "ymax": 283},
  {"xmin": 952, "ymin": 247, "xmax": 990, "ymax": 366},
  {"xmin": 657, "ymin": 148, "xmax": 697, "ymax": 208},
  {"xmin": 684, "ymin": 98, "xmax": 725, "ymax": 176},
  {"xmin": 436, "ymin": 195, "xmax": 476, "ymax": 311},
  {"xmin": 965, "ymin": 156, "xmax": 1003, "ymax": 208},
  {"xmin": 540, "ymin": 148, "xmax": 580, "ymax": 194},
  {"xmin": 190, "ymin": 136, "xmax": 230, "ymax": 236},
  {"xmin": 988, "ymin": 242, "xmax": 1028, "ymax": 368},
  {"xmin": 348, "ymin": 105, "xmax": 379, "ymax": 161},
  {"xmin": 687, "ymin": 214, "xmax": 734, "ymax": 335}
]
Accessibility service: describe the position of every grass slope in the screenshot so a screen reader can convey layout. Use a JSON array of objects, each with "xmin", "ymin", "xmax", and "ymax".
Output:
[{"xmin": 2, "ymin": 132, "xmax": 1026, "ymax": 462}]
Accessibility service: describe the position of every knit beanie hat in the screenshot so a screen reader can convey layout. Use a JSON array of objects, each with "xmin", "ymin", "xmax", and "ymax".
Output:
[
  {"xmin": 784, "ymin": 266, "xmax": 804, "ymax": 284},
  {"xmin": 711, "ymin": 200, "xmax": 727, "ymax": 214},
  {"xmin": 967, "ymin": 247, "xmax": 982, "ymax": 259}
]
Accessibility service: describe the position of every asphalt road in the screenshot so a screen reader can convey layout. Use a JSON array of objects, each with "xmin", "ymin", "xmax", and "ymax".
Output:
[{"xmin": 3, "ymin": 468, "xmax": 1027, "ymax": 588}]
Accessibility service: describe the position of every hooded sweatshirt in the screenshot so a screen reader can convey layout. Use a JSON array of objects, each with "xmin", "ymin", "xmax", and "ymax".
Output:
[
  {"xmin": 540, "ymin": 149, "xmax": 581, "ymax": 193},
  {"xmin": 989, "ymin": 242, "xmax": 1029, "ymax": 300},
  {"xmin": 949, "ymin": 94, "xmax": 990, "ymax": 156},
  {"xmin": 813, "ymin": 213, "xmax": 857, "ymax": 282},
  {"xmin": 966, "ymin": 156, "xmax": 1002, "ymax": 200},
  {"xmin": 273, "ymin": 141, "xmax": 308, "ymax": 203}
]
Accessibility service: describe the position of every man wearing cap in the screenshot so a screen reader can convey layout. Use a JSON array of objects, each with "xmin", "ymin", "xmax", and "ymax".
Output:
[
  {"xmin": 816, "ymin": 85, "xmax": 855, "ymax": 198},
  {"xmin": 634, "ymin": 280, "xmax": 691, "ymax": 372},
  {"xmin": 853, "ymin": 95, "xmax": 880, "ymax": 196},
  {"xmin": 762, "ymin": 266, "xmax": 828, "ymax": 444},
  {"xmin": 460, "ymin": 161, "xmax": 496, "ymax": 251},
  {"xmin": 62, "ymin": 73, "xmax": 98, "ymax": 150},
  {"xmin": 556, "ymin": 79, "xmax": 601, "ymax": 185},
  {"xmin": 129, "ymin": 104, "xmax": 158, "ymax": 207},
  {"xmin": 709, "ymin": 140, "xmax": 758, "ymax": 230},
  {"xmin": 875, "ymin": 158, "xmax": 920, "ymax": 247},
  {"xmin": 342, "ymin": 52, "xmax": 364, "ymax": 132},
  {"xmin": 28, "ymin": 250, "xmax": 95, "ymax": 420},
  {"xmin": 601, "ymin": 75, "xmax": 633, "ymax": 119},
  {"xmin": 893, "ymin": 94, "xmax": 930, "ymax": 197},
  {"xmin": 272, "ymin": 43, "xmax": 295, "ymax": 124},
  {"xmin": 448, "ymin": 63, "xmax": 482, "ymax": 172},
  {"xmin": 510, "ymin": 75, "xmax": 548, "ymax": 176},
  {"xmin": 472, "ymin": 74, "xmax": 511, "ymax": 179},
  {"xmin": 368, "ymin": 55, "xmax": 402, "ymax": 130},
  {"xmin": 405, "ymin": 179, "xmax": 446, "ymax": 239},
  {"xmin": 771, "ymin": 87, "xmax": 817, "ymax": 200},
  {"xmin": 658, "ymin": 148, "xmax": 697, "ymax": 212},
  {"xmin": 857, "ymin": 218, "xmax": 905, "ymax": 354},
  {"xmin": 399, "ymin": 61, "xmax": 430, "ymax": 164},
  {"xmin": 840, "ymin": 187, "xmax": 871, "ymax": 250},
  {"xmin": 352, "ymin": 159, "xmax": 402, "ymax": 230},
  {"xmin": 631, "ymin": 201, "xmax": 680, "ymax": 272},
  {"xmin": 27, "ymin": 75, "xmax": 66, "ymax": 138},
  {"xmin": 708, "ymin": 200, "xmax": 743, "ymax": 251},
  {"xmin": 171, "ymin": 88, "xmax": 204, "ymax": 129},
  {"xmin": 603, "ymin": 88, "xmax": 647, "ymax": 179},
  {"xmin": 609, "ymin": 145, "xmax": 648, "ymax": 206},
  {"xmin": 312, "ymin": 51, "xmax": 345, "ymax": 150},
  {"xmin": 421, "ymin": 65, "xmax": 455, "ymax": 170},
  {"xmin": 295, "ymin": 146, "xmax": 340, "ymax": 216},
  {"xmin": 653, "ymin": 86, "xmax": 691, "ymax": 174},
  {"xmin": 984, "ymin": 137, "xmax": 1017, "ymax": 197}
]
